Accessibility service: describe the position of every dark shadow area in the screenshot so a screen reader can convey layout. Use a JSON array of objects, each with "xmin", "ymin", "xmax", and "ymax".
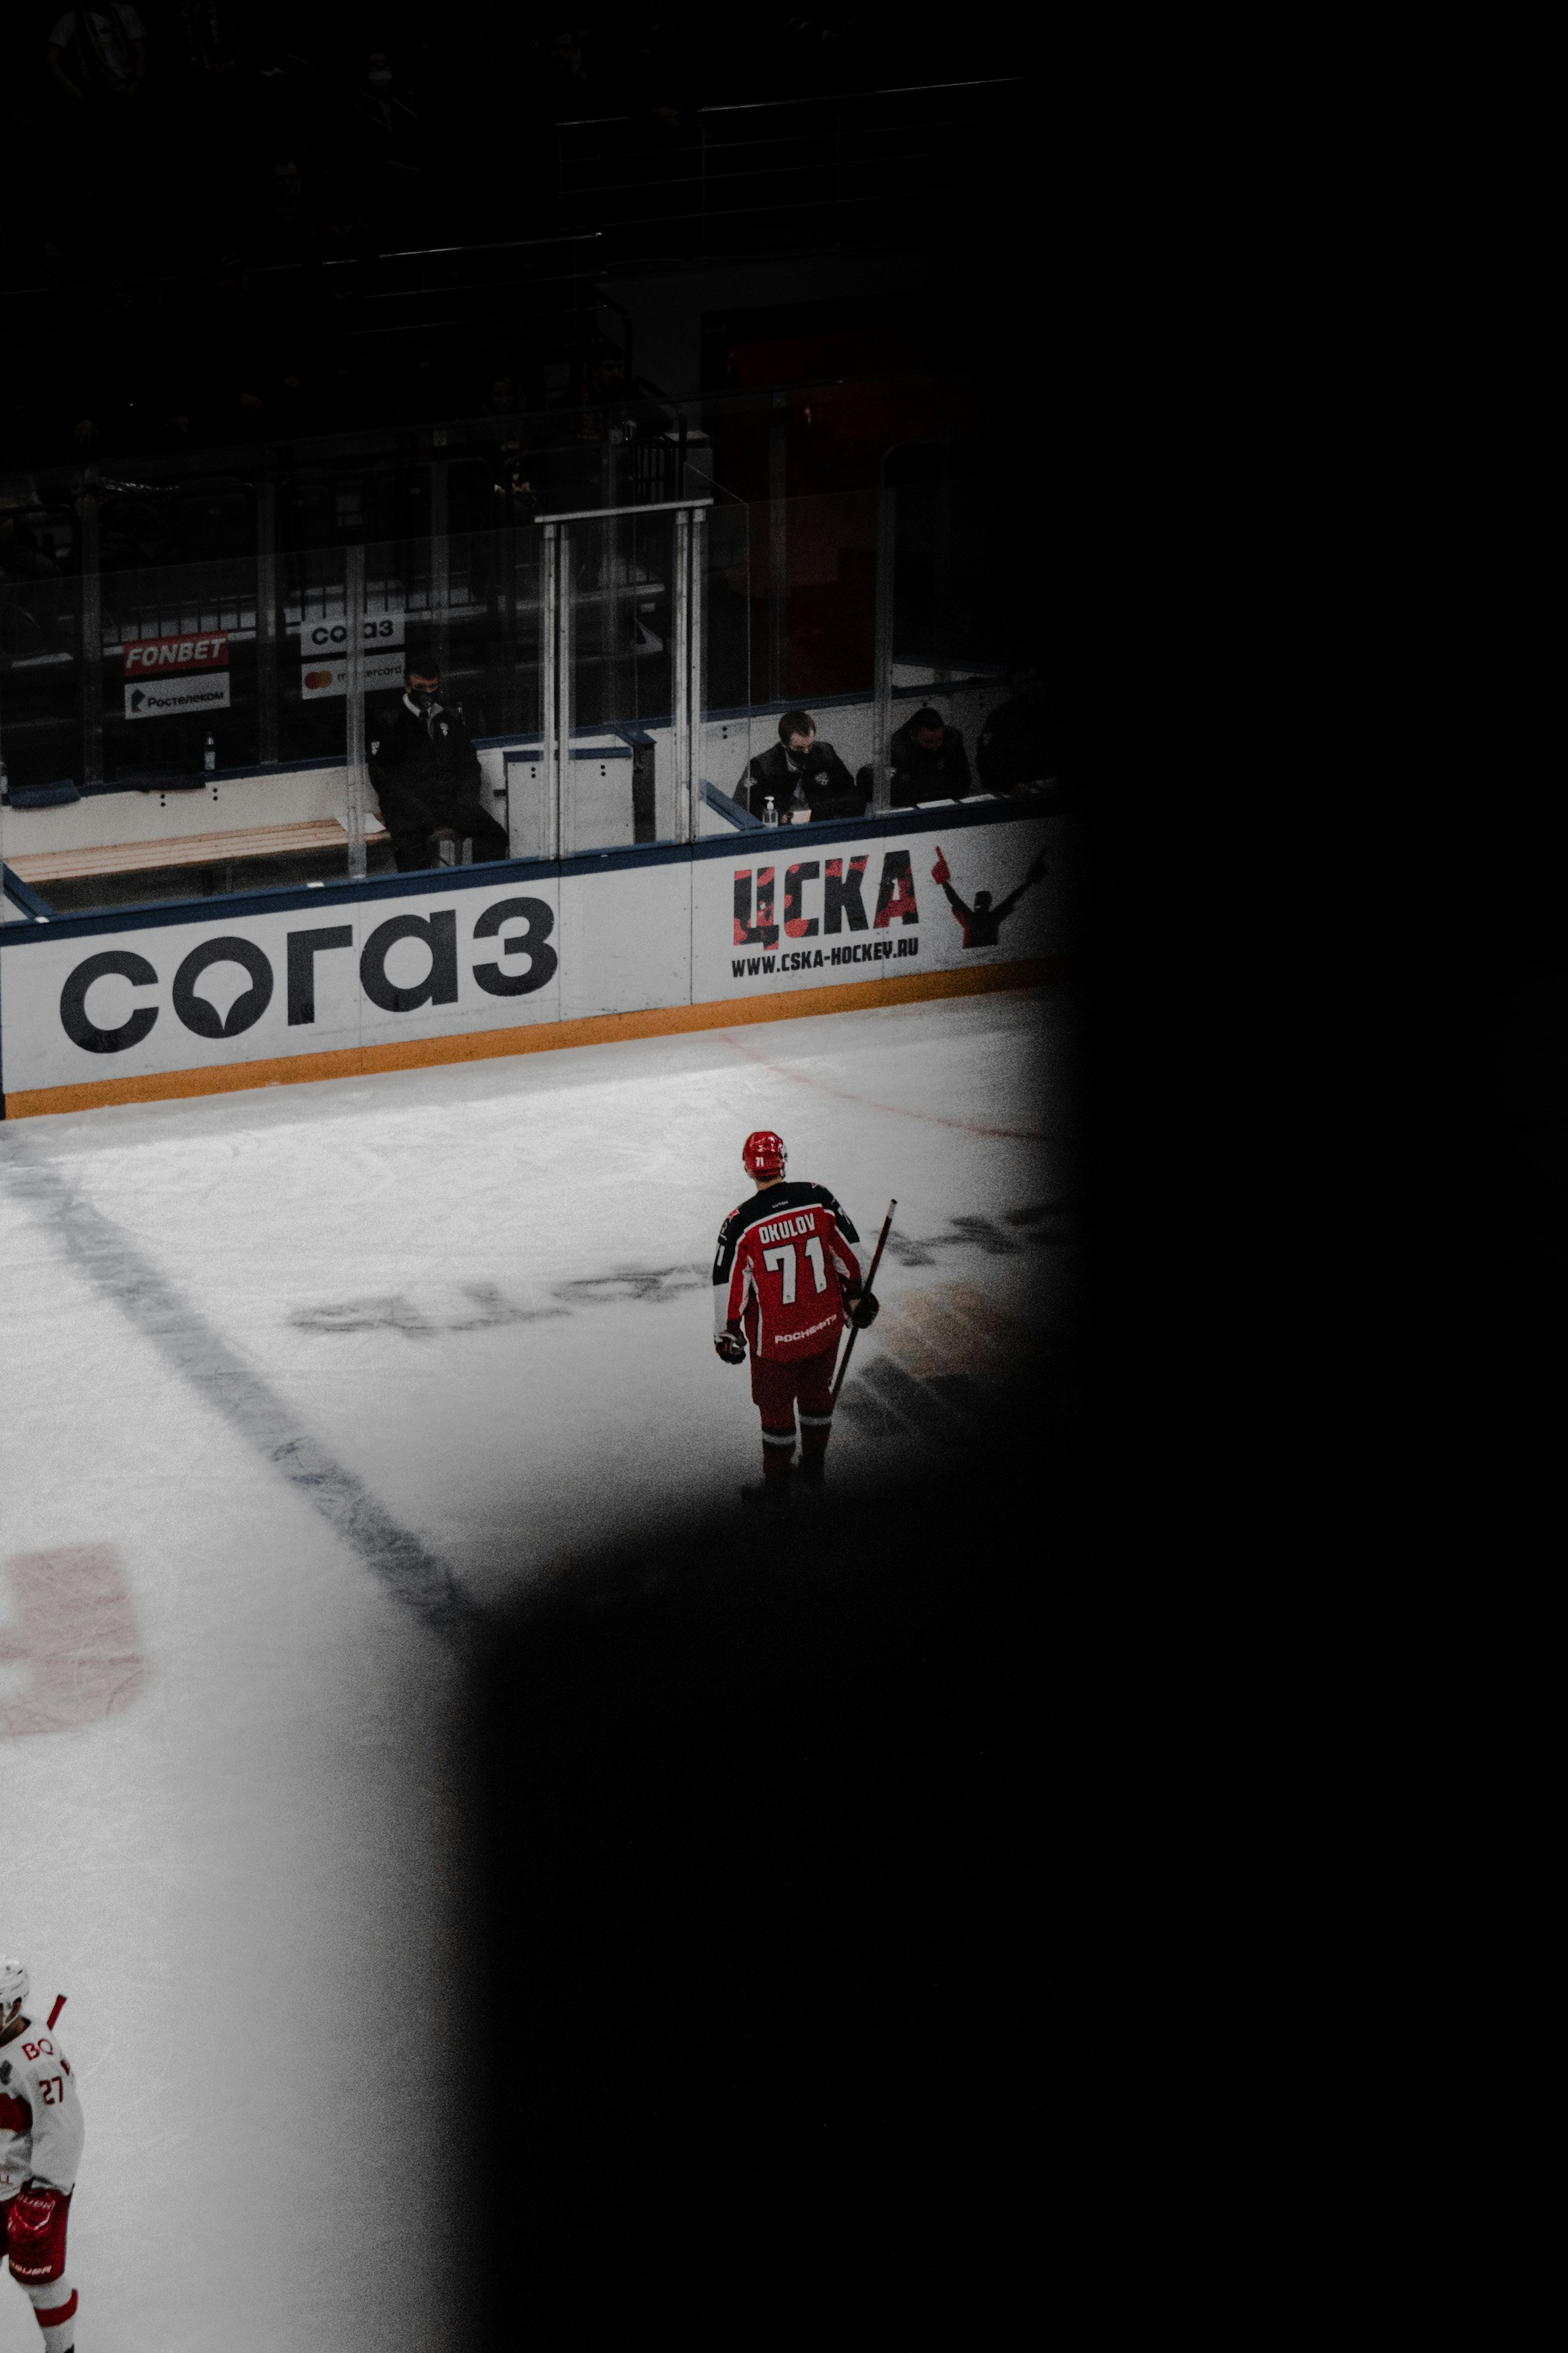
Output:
[{"xmin": 463, "ymin": 1351, "xmax": 1099, "ymax": 2337}]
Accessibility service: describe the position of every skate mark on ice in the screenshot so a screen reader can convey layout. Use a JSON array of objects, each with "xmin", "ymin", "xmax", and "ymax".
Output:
[
  {"xmin": 290, "ymin": 1226, "xmax": 1068, "ymax": 1328},
  {"xmin": 289, "ymin": 1268, "xmax": 705, "ymax": 1338},
  {"xmin": 717, "ymin": 1026, "xmax": 1050, "ymax": 1142},
  {"xmin": 548, "ymin": 1265, "xmax": 708, "ymax": 1308},
  {"xmin": 290, "ymin": 1284, "xmax": 570, "ymax": 1339},
  {"xmin": 291, "ymin": 1296, "xmax": 447, "ymax": 1339},
  {"xmin": 0, "ymin": 1145, "xmax": 473, "ymax": 1642},
  {"xmin": 1, "ymin": 1544, "xmax": 145, "ymax": 1741},
  {"xmin": 882, "ymin": 1207, "xmax": 1075, "ymax": 1268}
]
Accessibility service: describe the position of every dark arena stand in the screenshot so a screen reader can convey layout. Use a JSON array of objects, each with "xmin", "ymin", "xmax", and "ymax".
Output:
[{"xmin": 1, "ymin": 15, "xmax": 1100, "ymax": 2348}]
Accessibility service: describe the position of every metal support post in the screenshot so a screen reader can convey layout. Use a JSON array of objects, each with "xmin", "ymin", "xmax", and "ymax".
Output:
[
  {"xmin": 672, "ymin": 505, "xmax": 691, "ymax": 842},
  {"xmin": 430, "ymin": 458, "xmax": 450, "ymax": 677},
  {"xmin": 541, "ymin": 523, "xmax": 572, "ymax": 860},
  {"xmin": 688, "ymin": 503, "xmax": 705, "ymax": 841},
  {"xmin": 541, "ymin": 525, "xmax": 558, "ymax": 860},
  {"xmin": 557, "ymin": 524, "xmax": 573, "ymax": 857},
  {"xmin": 767, "ymin": 389, "xmax": 787, "ymax": 702},
  {"xmin": 78, "ymin": 474, "xmax": 103, "ymax": 788},
  {"xmin": 598, "ymin": 457, "xmax": 623, "ymax": 740},
  {"xmin": 500, "ymin": 509, "xmax": 518, "ymax": 738},
  {"xmin": 871, "ymin": 482, "xmax": 896, "ymax": 813},
  {"xmin": 256, "ymin": 472, "xmax": 278, "ymax": 765},
  {"xmin": 343, "ymin": 544, "xmax": 369, "ymax": 881}
]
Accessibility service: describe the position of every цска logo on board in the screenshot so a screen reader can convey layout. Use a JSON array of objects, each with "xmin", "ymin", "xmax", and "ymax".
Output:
[{"xmin": 730, "ymin": 849, "xmax": 920, "ymax": 977}]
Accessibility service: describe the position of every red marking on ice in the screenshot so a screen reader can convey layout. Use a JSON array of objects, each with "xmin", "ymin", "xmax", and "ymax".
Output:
[
  {"xmin": 47, "ymin": 1997, "xmax": 66, "ymax": 2030},
  {"xmin": 1, "ymin": 1545, "xmax": 145, "ymax": 1740},
  {"xmin": 718, "ymin": 1030, "xmax": 1047, "ymax": 1143}
]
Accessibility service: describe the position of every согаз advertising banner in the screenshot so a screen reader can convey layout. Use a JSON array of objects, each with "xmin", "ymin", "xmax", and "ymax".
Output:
[
  {"xmin": 0, "ymin": 813, "xmax": 1069, "ymax": 1113},
  {"xmin": 1, "ymin": 885, "xmax": 561, "ymax": 1099}
]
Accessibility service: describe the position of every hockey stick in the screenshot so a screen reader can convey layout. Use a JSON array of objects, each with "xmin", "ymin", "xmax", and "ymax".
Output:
[{"xmin": 831, "ymin": 1199, "xmax": 896, "ymax": 1408}]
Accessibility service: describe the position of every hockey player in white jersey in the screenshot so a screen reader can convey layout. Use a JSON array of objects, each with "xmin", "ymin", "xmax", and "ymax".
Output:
[{"xmin": 0, "ymin": 1960, "xmax": 83, "ymax": 2353}]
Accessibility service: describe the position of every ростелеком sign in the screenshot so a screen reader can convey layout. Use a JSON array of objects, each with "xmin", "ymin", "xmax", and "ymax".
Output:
[{"xmin": 122, "ymin": 632, "xmax": 231, "ymax": 719}]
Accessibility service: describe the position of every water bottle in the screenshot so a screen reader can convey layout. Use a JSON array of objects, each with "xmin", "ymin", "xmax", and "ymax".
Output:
[
  {"xmin": 204, "ymin": 734, "xmax": 216, "ymax": 776},
  {"xmin": 762, "ymin": 796, "xmax": 778, "ymax": 827}
]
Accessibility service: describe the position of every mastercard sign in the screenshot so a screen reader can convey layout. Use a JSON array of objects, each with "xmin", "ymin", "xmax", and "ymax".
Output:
[{"xmin": 300, "ymin": 647, "xmax": 406, "ymax": 700}]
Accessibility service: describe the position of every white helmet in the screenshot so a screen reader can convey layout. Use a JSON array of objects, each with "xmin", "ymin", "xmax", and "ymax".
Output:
[{"xmin": 0, "ymin": 1958, "xmax": 27, "ymax": 2014}]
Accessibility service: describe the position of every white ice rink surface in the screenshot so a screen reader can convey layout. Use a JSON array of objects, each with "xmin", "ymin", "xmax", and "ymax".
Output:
[{"xmin": 0, "ymin": 986, "xmax": 1073, "ymax": 2352}]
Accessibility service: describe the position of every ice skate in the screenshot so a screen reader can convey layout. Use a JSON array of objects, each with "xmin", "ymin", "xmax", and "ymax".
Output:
[{"xmin": 741, "ymin": 1469, "xmax": 795, "ymax": 1506}]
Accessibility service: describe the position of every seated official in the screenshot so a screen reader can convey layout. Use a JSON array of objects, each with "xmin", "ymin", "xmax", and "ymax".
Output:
[
  {"xmin": 368, "ymin": 657, "xmax": 510, "ymax": 872},
  {"xmin": 735, "ymin": 710, "xmax": 866, "ymax": 823},
  {"xmin": 889, "ymin": 706, "xmax": 971, "ymax": 807},
  {"xmin": 975, "ymin": 662, "xmax": 1064, "ymax": 794}
]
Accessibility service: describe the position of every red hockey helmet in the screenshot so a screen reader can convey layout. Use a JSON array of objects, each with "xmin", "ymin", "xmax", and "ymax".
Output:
[{"xmin": 742, "ymin": 1130, "xmax": 787, "ymax": 1176}]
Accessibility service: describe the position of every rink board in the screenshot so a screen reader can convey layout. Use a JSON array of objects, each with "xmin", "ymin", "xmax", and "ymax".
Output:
[{"xmin": 0, "ymin": 804, "xmax": 1075, "ymax": 1117}]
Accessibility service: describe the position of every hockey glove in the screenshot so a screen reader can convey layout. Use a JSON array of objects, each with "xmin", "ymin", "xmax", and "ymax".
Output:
[
  {"xmin": 848, "ymin": 1290, "xmax": 880, "ymax": 1329},
  {"xmin": 7, "ymin": 2182, "xmax": 68, "ymax": 2281},
  {"xmin": 715, "ymin": 1325, "xmax": 747, "ymax": 1365}
]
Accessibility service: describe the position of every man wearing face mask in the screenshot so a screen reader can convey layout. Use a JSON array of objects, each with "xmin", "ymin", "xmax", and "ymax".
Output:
[
  {"xmin": 352, "ymin": 49, "xmax": 423, "ymax": 193},
  {"xmin": 736, "ymin": 710, "xmax": 863, "ymax": 823},
  {"xmin": 368, "ymin": 656, "xmax": 510, "ymax": 872}
]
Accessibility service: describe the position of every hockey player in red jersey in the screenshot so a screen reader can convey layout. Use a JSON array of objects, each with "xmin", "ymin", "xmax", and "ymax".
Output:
[
  {"xmin": 713, "ymin": 1130, "xmax": 879, "ymax": 1500},
  {"xmin": 0, "ymin": 1960, "xmax": 82, "ymax": 2353}
]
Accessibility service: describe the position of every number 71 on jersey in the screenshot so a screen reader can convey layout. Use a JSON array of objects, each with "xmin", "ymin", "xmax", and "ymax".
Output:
[{"xmin": 761, "ymin": 1237, "xmax": 829, "ymax": 1302}]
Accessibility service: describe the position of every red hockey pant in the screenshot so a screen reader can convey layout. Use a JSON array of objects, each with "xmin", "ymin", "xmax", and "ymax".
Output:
[
  {"xmin": 750, "ymin": 1344, "xmax": 838, "ymax": 1478},
  {"xmin": 1, "ymin": 2189, "xmax": 77, "ymax": 2349}
]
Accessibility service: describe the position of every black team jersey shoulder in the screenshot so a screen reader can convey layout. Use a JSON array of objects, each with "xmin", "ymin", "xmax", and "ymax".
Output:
[{"xmin": 711, "ymin": 1181, "xmax": 860, "ymax": 1284}]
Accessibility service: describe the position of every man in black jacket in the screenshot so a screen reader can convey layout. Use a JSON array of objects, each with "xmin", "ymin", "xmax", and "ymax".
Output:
[
  {"xmin": 736, "ymin": 710, "xmax": 865, "ymax": 824},
  {"xmin": 975, "ymin": 662, "xmax": 1064, "ymax": 795},
  {"xmin": 369, "ymin": 657, "xmax": 510, "ymax": 872},
  {"xmin": 889, "ymin": 706, "xmax": 971, "ymax": 807}
]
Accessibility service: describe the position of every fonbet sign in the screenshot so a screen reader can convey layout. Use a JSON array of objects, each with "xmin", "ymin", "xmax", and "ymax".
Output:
[{"xmin": 122, "ymin": 631, "xmax": 231, "ymax": 720}]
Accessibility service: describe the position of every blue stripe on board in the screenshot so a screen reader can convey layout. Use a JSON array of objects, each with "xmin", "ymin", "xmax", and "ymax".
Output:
[
  {"xmin": 685, "ymin": 796, "xmax": 1057, "ymax": 864},
  {"xmin": 0, "ymin": 799, "xmax": 1064, "ymax": 946},
  {"xmin": 0, "ymin": 855, "xmax": 562, "ymax": 943},
  {"xmin": 2, "ymin": 866, "xmax": 55, "ymax": 920}
]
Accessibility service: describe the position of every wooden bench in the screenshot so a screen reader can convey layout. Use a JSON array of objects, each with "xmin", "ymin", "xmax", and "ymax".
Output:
[{"xmin": 6, "ymin": 816, "xmax": 389, "ymax": 888}]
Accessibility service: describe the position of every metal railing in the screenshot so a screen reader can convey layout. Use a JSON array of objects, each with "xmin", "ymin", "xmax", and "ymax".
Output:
[{"xmin": 558, "ymin": 77, "xmax": 1025, "ymax": 255}]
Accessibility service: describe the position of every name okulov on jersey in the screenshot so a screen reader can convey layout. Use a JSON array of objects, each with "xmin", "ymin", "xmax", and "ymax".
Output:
[{"xmin": 730, "ymin": 849, "xmax": 920, "ymax": 977}]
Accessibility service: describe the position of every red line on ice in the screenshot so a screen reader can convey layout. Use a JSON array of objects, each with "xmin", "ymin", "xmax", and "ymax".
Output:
[{"xmin": 717, "ymin": 1030, "xmax": 1047, "ymax": 1142}]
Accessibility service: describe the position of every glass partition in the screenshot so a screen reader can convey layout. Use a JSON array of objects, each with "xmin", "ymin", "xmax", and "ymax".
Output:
[
  {"xmin": 0, "ymin": 448, "xmax": 1054, "ymax": 928},
  {"xmin": 0, "ymin": 488, "xmax": 751, "ymax": 916}
]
